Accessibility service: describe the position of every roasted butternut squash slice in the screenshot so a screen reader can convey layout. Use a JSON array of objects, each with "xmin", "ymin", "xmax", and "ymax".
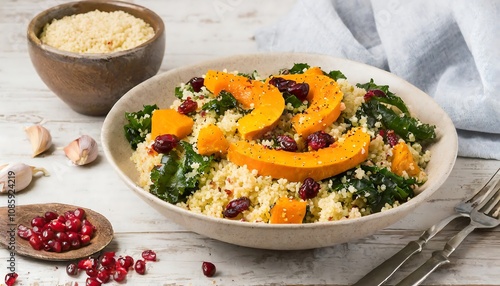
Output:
[
  {"xmin": 227, "ymin": 128, "xmax": 370, "ymax": 182},
  {"xmin": 197, "ymin": 124, "xmax": 229, "ymax": 155},
  {"xmin": 270, "ymin": 197, "xmax": 307, "ymax": 224},
  {"xmin": 204, "ymin": 70, "xmax": 285, "ymax": 140},
  {"xmin": 151, "ymin": 109, "xmax": 194, "ymax": 140},
  {"xmin": 391, "ymin": 142, "xmax": 421, "ymax": 177},
  {"xmin": 270, "ymin": 72, "xmax": 343, "ymax": 137}
]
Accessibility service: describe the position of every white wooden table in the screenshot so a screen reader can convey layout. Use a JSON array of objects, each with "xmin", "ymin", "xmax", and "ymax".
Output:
[{"xmin": 1, "ymin": 1, "xmax": 499, "ymax": 285}]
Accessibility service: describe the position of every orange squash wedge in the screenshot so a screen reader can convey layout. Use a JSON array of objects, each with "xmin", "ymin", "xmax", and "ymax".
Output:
[
  {"xmin": 151, "ymin": 109, "xmax": 194, "ymax": 140},
  {"xmin": 227, "ymin": 128, "xmax": 370, "ymax": 182},
  {"xmin": 269, "ymin": 197, "xmax": 307, "ymax": 224},
  {"xmin": 391, "ymin": 142, "xmax": 421, "ymax": 177},
  {"xmin": 204, "ymin": 70, "xmax": 285, "ymax": 140},
  {"xmin": 269, "ymin": 72, "xmax": 343, "ymax": 137},
  {"xmin": 197, "ymin": 124, "xmax": 229, "ymax": 155}
]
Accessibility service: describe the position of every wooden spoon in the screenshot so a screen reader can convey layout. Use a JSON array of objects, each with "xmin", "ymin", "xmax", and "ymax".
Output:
[{"xmin": 0, "ymin": 203, "xmax": 113, "ymax": 261}]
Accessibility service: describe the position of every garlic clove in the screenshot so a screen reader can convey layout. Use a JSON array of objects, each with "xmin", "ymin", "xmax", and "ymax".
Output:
[
  {"xmin": 64, "ymin": 135, "xmax": 99, "ymax": 166},
  {"xmin": 0, "ymin": 163, "xmax": 49, "ymax": 193},
  {"xmin": 25, "ymin": 125, "xmax": 52, "ymax": 157}
]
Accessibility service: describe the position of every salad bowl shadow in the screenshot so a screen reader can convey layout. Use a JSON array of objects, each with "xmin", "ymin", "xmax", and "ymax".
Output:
[{"xmin": 101, "ymin": 52, "xmax": 457, "ymax": 250}]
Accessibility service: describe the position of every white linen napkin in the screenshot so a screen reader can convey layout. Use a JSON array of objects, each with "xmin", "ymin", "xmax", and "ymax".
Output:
[{"xmin": 255, "ymin": 0, "xmax": 500, "ymax": 159}]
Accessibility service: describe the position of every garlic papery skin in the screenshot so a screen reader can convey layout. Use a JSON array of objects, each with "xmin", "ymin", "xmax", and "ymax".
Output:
[
  {"xmin": 0, "ymin": 163, "xmax": 50, "ymax": 193},
  {"xmin": 25, "ymin": 125, "xmax": 52, "ymax": 157},
  {"xmin": 64, "ymin": 135, "xmax": 98, "ymax": 166}
]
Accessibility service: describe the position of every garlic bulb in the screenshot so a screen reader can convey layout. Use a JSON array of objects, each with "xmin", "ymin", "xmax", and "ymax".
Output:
[
  {"xmin": 64, "ymin": 135, "xmax": 98, "ymax": 166},
  {"xmin": 25, "ymin": 125, "xmax": 52, "ymax": 157},
  {"xmin": 0, "ymin": 163, "xmax": 49, "ymax": 193}
]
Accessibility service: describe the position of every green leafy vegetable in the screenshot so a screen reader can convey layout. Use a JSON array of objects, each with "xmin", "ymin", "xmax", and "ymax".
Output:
[
  {"xmin": 329, "ymin": 166, "xmax": 417, "ymax": 212},
  {"xmin": 284, "ymin": 94, "xmax": 305, "ymax": 108},
  {"xmin": 149, "ymin": 141, "xmax": 213, "ymax": 204},
  {"xmin": 357, "ymin": 79, "xmax": 410, "ymax": 115},
  {"xmin": 202, "ymin": 90, "xmax": 241, "ymax": 116},
  {"xmin": 174, "ymin": 86, "xmax": 184, "ymax": 99},
  {"xmin": 325, "ymin": 70, "xmax": 346, "ymax": 81},
  {"xmin": 238, "ymin": 70, "xmax": 259, "ymax": 80},
  {"xmin": 124, "ymin": 104, "xmax": 159, "ymax": 150},
  {"xmin": 280, "ymin": 63, "xmax": 311, "ymax": 75}
]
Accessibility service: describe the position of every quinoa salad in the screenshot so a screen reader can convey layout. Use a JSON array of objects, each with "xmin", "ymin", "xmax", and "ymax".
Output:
[{"xmin": 124, "ymin": 63, "xmax": 436, "ymax": 224}]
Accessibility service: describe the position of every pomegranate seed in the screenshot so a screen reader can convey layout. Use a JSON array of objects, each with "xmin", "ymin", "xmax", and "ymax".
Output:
[
  {"xmin": 77, "ymin": 257, "xmax": 96, "ymax": 270},
  {"xmin": 202, "ymin": 261, "xmax": 216, "ymax": 277},
  {"xmin": 44, "ymin": 211, "xmax": 58, "ymax": 221},
  {"xmin": 152, "ymin": 134, "xmax": 179, "ymax": 154},
  {"xmin": 64, "ymin": 210, "xmax": 76, "ymax": 220},
  {"xmin": 96, "ymin": 269, "xmax": 110, "ymax": 283},
  {"xmin": 276, "ymin": 135, "xmax": 298, "ymax": 152},
  {"xmin": 49, "ymin": 220, "xmax": 66, "ymax": 232},
  {"xmin": 223, "ymin": 197, "xmax": 251, "ymax": 218},
  {"xmin": 386, "ymin": 130, "xmax": 399, "ymax": 147},
  {"xmin": 41, "ymin": 228, "xmax": 55, "ymax": 242},
  {"xmin": 55, "ymin": 231, "xmax": 68, "ymax": 242},
  {"xmin": 299, "ymin": 178, "xmax": 321, "ymax": 200},
  {"xmin": 187, "ymin": 77, "xmax": 205, "ymax": 92},
  {"xmin": 57, "ymin": 215, "xmax": 67, "ymax": 223},
  {"xmin": 364, "ymin": 89, "xmax": 386, "ymax": 102},
  {"xmin": 29, "ymin": 234, "xmax": 43, "ymax": 250},
  {"xmin": 17, "ymin": 224, "xmax": 33, "ymax": 239},
  {"xmin": 31, "ymin": 216, "xmax": 46, "ymax": 228},
  {"xmin": 74, "ymin": 208, "xmax": 86, "ymax": 220},
  {"xmin": 117, "ymin": 255, "xmax": 134, "ymax": 269},
  {"xmin": 61, "ymin": 240, "xmax": 71, "ymax": 251},
  {"xmin": 31, "ymin": 225, "xmax": 43, "ymax": 234},
  {"xmin": 86, "ymin": 267, "xmax": 98, "ymax": 277},
  {"xmin": 134, "ymin": 259, "xmax": 146, "ymax": 275},
  {"xmin": 66, "ymin": 263, "xmax": 79, "ymax": 276},
  {"xmin": 85, "ymin": 277, "xmax": 101, "ymax": 286},
  {"xmin": 142, "ymin": 250, "xmax": 157, "ymax": 261},
  {"xmin": 80, "ymin": 224, "xmax": 94, "ymax": 236},
  {"xmin": 48, "ymin": 239, "xmax": 62, "ymax": 253},
  {"xmin": 99, "ymin": 252, "xmax": 116, "ymax": 267},
  {"xmin": 65, "ymin": 217, "xmax": 82, "ymax": 232},
  {"xmin": 178, "ymin": 97, "xmax": 198, "ymax": 114},
  {"xmin": 306, "ymin": 131, "xmax": 334, "ymax": 150},
  {"xmin": 80, "ymin": 234, "xmax": 91, "ymax": 246},
  {"xmin": 113, "ymin": 267, "xmax": 128, "ymax": 282},
  {"xmin": 4, "ymin": 272, "xmax": 18, "ymax": 286}
]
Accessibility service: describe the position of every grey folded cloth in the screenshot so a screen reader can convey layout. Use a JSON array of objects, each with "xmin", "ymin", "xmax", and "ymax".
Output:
[{"xmin": 255, "ymin": 0, "xmax": 500, "ymax": 159}]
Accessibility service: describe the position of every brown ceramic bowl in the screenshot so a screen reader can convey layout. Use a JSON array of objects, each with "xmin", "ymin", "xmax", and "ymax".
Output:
[{"xmin": 27, "ymin": 0, "xmax": 165, "ymax": 116}]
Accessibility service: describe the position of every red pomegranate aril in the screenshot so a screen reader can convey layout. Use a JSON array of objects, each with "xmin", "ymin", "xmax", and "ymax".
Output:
[
  {"xmin": 113, "ymin": 267, "xmax": 128, "ymax": 282},
  {"xmin": 99, "ymin": 252, "xmax": 116, "ymax": 267},
  {"xmin": 31, "ymin": 216, "xmax": 46, "ymax": 228},
  {"xmin": 4, "ymin": 272, "xmax": 18, "ymax": 286},
  {"xmin": 57, "ymin": 215, "xmax": 67, "ymax": 223},
  {"xmin": 17, "ymin": 224, "xmax": 33, "ymax": 239},
  {"xmin": 65, "ymin": 217, "xmax": 82, "ymax": 232},
  {"xmin": 64, "ymin": 210, "xmax": 76, "ymax": 220},
  {"xmin": 41, "ymin": 228, "xmax": 55, "ymax": 242},
  {"xmin": 386, "ymin": 130, "xmax": 399, "ymax": 147},
  {"xmin": 31, "ymin": 225, "xmax": 43, "ymax": 234},
  {"xmin": 78, "ymin": 257, "xmax": 96, "ymax": 270},
  {"xmin": 74, "ymin": 208, "xmax": 86, "ymax": 220},
  {"xmin": 61, "ymin": 240, "xmax": 71, "ymax": 251},
  {"xmin": 66, "ymin": 263, "xmax": 79, "ymax": 276},
  {"xmin": 299, "ymin": 177, "xmax": 321, "ymax": 200},
  {"xmin": 134, "ymin": 259, "xmax": 146, "ymax": 275},
  {"xmin": 29, "ymin": 234, "xmax": 43, "ymax": 250},
  {"xmin": 117, "ymin": 255, "xmax": 134, "ymax": 269},
  {"xmin": 80, "ymin": 224, "xmax": 94, "ymax": 236},
  {"xmin": 86, "ymin": 267, "xmax": 98, "ymax": 277},
  {"xmin": 152, "ymin": 134, "xmax": 179, "ymax": 154},
  {"xmin": 55, "ymin": 231, "xmax": 68, "ymax": 242},
  {"xmin": 48, "ymin": 239, "xmax": 63, "ymax": 253},
  {"xmin": 44, "ymin": 211, "xmax": 58, "ymax": 221},
  {"xmin": 178, "ymin": 97, "xmax": 198, "ymax": 114},
  {"xmin": 49, "ymin": 220, "xmax": 66, "ymax": 232},
  {"xmin": 223, "ymin": 197, "xmax": 251, "ymax": 218},
  {"xmin": 96, "ymin": 269, "xmax": 111, "ymax": 284},
  {"xmin": 202, "ymin": 261, "xmax": 216, "ymax": 277},
  {"xmin": 80, "ymin": 234, "xmax": 91, "ymax": 246},
  {"xmin": 85, "ymin": 277, "xmax": 101, "ymax": 286},
  {"xmin": 141, "ymin": 250, "xmax": 157, "ymax": 261},
  {"xmin": 187, "ymin": 77, "xmax": 205, "ymax": 92}
]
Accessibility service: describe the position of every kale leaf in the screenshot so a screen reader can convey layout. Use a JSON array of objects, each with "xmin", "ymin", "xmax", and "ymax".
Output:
[
  {"xmin": 202, "ymin": 90, "xmax": 240, "ymax": 116},
  {"xmin": 357, "ymin": 79, "xmax": 410, "ymax": 115},
  {"xmin": 325, "ymin": 70, "xmax": 346, "ymax": 81},
  {"xmin": 149, "ymin": 141, "xmax": 213, "ymax": 204},
  {"xmin": 124, "ymin": 104, "xmax": 158, "ymax": 150}
]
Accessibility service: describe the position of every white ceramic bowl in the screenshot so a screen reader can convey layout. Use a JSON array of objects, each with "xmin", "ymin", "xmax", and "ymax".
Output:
[{"xmin": 101, "ymin": 53, "xmax": 457, "ymax": 250}]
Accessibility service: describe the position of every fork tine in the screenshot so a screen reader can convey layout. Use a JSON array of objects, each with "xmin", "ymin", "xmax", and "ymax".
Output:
[
  {"xmin": 468, "ymin": 168, "xmax": 500, "ymax": 205},
  {"xmin": 479, "ymin": 183, "xmax": 500, "ymax": 215},
  {"xmin": 474, "ymin": 170, "xmax": 500, "ymax": 210}
]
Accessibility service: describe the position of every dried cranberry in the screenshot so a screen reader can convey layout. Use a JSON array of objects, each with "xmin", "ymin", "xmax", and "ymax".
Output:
[
  {"xmin": 4, "ymin": 272, "xmax": 18, "ymax": 286},
  {"xmin": 223, "ymin": 197, "xmax": 251, "ymax": 218},
  {"xmin": 66, "ymin": 263, "xmax": 79, "ymax": 276},
  {"xmin": 299, "ymin": 178, "xmax": 321, "ymax": 200},
  {"xmin": 142, "ymin": 250, "xmax": 157, "ymax": 261},
  {"xmin": 287, "ymin": 82, "xmax": 309, "ymax": 101},
  {"xmin": 276, "ymin": 135, "xmax": 298, "ymax": 152},
  {"xmin": 152, "ymin": 134, "xmax": 179, "ymax": 154},
  {"xmin": 187, "ymin": 77, "xmax": 205, "ymax": 92},
  {"xmin": 269, "ymin": 77, "xmax": 294, "ymax": 92},
  {"xmin": 364, "ymin": 89, "xmax": 386, "ymax": 102},
  {"xmin": 202, "ymin": 261, "xmax": 216, "ymax": 277},
  {"xmin": 177, "ymin": 97, "xmax": 198, "ymax": 114},
  {"xmin": 306, "ymin": 131, "xmax": 334, "ymax": 150},
  {"xmin": 134, "ymin": 259, "xmax": 146, "ymax": 275}
]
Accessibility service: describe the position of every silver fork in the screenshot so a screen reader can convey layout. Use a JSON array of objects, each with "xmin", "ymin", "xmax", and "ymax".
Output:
[
  {"xmin": 352, "ymin": 168, "xmax": 500, "ymax": 286},
  {"xmin": 396, "ymin": 173, "xmax": 500, "ymax": 286}
]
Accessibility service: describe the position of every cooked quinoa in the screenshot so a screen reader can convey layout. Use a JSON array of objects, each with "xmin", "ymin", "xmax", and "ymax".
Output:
[
  {"xmin": 128, "ymin": 67, "xmax": 434, "ymax": 223},
  {"xmin": 39, "ymin": 10, "xmax": 154, "ymax": 53}
]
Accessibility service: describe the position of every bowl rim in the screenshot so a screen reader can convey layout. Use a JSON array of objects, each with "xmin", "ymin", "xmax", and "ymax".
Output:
[
  {"xmin": 27, "ymin": 0, "xmax": 165, "ymax": 59},
  {"xmin": 102, "ymin": 52, "xmax": 458, "ymax": 231}
]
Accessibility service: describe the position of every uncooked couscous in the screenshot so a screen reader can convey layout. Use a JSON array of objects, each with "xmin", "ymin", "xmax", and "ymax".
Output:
[
  {"xmin": 125, "ymin": 64, "xmax": 436, "ymax": 224},
  {"xmin": 39, "ymin": 10, "xmax": 155, "ymax": 53}
]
